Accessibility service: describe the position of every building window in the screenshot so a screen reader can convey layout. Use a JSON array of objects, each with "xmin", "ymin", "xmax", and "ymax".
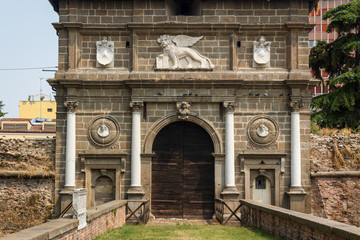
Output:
[
  {"xmin": 167, "ymin": 0, "xmax": 201, "ymax": 16},
  {"xmin": 47, "ymin": 108, "xmax": 53, "ymax": 112},
  {"xmin": 44, "ymin": 124, "xmax": 56, "ymax": 131},
  {"xmin": 255, "ymin": 175, "xmax": 266, "ymax": 189},
  {"xmin": 3, "ymin": 123, "xmax": 28, "ymax": 130}
]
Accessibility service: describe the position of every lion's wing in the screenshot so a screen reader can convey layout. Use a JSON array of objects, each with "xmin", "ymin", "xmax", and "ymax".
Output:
[{"xmin": 172, "ymin": 35, "xmax": 203, "ymax": 47}]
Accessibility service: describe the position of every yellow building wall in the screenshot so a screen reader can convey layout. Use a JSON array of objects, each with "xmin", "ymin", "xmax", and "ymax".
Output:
[{"xmin": 19, "ymin": 101, "xmax": 57, "ymax": 119}]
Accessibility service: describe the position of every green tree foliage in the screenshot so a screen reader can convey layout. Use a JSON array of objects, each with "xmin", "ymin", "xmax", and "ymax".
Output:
[
  {"xmin": 310, "ymin": 1, "xmax": 360, "ymax": 129},
  {"xmin": 0, "ymin": 101, "xmax": 6, "ymax": 118}
]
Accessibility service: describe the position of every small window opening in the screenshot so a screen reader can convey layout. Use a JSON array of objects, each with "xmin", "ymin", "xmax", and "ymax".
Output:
[
  {"xmin": 237, "ymin": 41, "xmax": 241, "ymax": 48},
  {"xmin": 126, "ymin": 41, "xmax": 130, "ymax": 48},
  {"xmin": 167, "ymin": 0, "xmax": 201, "ymax": 16},
  {"xmin": 47, "ymin": 108, "xmax": 53, "ymax": 112},
  {"xmin": 255, "ymin": 175, "xmax": 266, "ymax": 189}
]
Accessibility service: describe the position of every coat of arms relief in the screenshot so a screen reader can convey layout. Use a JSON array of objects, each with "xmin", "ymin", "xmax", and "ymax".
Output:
[
  {"xmin": 253, "ymin": 36, "xmax": 271, "ymax": 68},
  {"xmin": 96, "ymin": 37, "xmax": 114, "ymax": 68},
  {"xmin": 156, "ymin": 34, "xmax": 214, "ymax": 70}
]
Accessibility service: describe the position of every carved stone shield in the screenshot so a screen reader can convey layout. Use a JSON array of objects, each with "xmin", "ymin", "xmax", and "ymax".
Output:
[
  {"xmin": 96, "ymin": 39, "xmax": 114, "ymax": 66},
  {"xmin": 254, "ymin": 48, "xmax": 270, "ymax": 65}
]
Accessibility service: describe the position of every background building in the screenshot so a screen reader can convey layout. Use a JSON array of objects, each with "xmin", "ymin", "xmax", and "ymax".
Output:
[
  {"xmin": 19, "ymin": 100, "xmax": 56, "ymax": 119},
  {"xmin": 309, "ymin": 0, "xmax": 354, "ymax": 96}
]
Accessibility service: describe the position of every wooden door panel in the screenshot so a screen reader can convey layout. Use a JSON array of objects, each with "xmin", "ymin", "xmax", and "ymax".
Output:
[{"xmin": 152, "ymin": 121, "xmax": 214, "ymax": 219}]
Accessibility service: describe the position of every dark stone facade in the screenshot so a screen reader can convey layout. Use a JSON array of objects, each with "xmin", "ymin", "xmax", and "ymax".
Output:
[{"xmin": 48, "ymin": 0, "xmax": 317, "ymax": 216}]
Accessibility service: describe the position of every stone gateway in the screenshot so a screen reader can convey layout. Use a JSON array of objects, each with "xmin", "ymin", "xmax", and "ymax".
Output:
[{"xmin": 48, "ymin": 0, "xmax": 319, "ymax": 217}]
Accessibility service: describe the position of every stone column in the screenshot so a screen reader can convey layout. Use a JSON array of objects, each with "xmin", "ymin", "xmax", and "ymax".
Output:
[
  {"xmin": 287, "ymin": 99, "xmax": 306, "ymax": 212},
  {"xmin": 127, "ymin": 101, "xmax": 144, "ymax": 199},
  {"xmin": 64, "ymin": 99, "xmax": 79, "ymax": 188},
  {"xmin": 221, "ymin": 101, "xmax": 239, "ymax": 199}
]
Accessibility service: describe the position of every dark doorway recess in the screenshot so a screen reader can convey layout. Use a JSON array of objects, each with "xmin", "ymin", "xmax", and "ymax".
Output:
[{"xmin": 151, "ymin": 121, "xmax": 214, "ymax": 219}]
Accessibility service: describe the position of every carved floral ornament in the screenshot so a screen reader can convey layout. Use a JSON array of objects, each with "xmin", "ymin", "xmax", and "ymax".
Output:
[
  {"xmin": 223, "ymin": 101, "xmax": 238, "ymax": 113},
  {"xmin": 247, "ymin": 115, "xmax": 279, "ymax": 147},
  {"xmin": 64, "ymin": 100, "xmax": 79, "ymax": 112},
  {"xmin": 156, "ymin": 34, "xmax": 214, "ymax": 70},
  {"xmin": 88, "ymin": 115, "xmax": 120, "ymax": 147},
  {"xmin": 289, "ymin": 99, "xmax": 304, "ymax": 112},
  {"xmin": 129, "ymin": 101, "xmax": 143, "ymax": 112}
]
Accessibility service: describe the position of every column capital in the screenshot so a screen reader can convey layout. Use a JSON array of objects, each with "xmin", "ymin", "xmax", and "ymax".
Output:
[
  {"xmin": 64, "ymin": 99, "xmax": 79, "ymax": 112},
  {"xmin": 129, "ymin": 101, "xmax": 143, "ymax": 112},
  {"xmin": 223, "ymin": 101, "xmax": 237, "ymax": 113},
  {"xmin": 289, "ymin": 99, "xmax": 304, "ymax": 112}
]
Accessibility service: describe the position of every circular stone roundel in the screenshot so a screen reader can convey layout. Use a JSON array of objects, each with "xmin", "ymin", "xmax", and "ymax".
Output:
[
  {"xmin": 247, "ymin": 115, "xmax": 279, "ymax": 147},
  {"xmin": 88, "ymin": 116, "xmax": 120, "ymax": 147}
]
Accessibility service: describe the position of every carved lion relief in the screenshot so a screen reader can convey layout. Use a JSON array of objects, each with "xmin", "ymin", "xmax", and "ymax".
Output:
[
  {"xmin": 247, "ymin": 115, "xmax": 279, "ymax": 147},
  {"xmin": 88, "ymin": 115, "xmax": 120, "ymax": 147},
  {"xmin": 156, "ymin": 34, "xmax": 214, "ymax": 70}
]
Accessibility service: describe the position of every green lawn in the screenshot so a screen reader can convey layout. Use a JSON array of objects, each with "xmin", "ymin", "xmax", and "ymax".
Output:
[{"xmin": 94, "ymin": 224, "xmax": 279, "ymax": 240}]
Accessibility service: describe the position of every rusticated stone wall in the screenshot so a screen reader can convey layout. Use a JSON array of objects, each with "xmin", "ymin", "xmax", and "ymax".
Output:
[
  {"xmin": 310, "ymin": 133, "xmax": 360, "ymax": 227},
  {"xmin": 0, "ymin": 138, "xmax": 55, "ymax": 237}
]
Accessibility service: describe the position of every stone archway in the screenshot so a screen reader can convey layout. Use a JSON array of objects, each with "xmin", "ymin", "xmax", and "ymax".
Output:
[
  {"xmin": 151, "ymin": 121, "xmax": 215, "ymax": 219},
  {"xmin": 143, "ymin": 114, "xmax": 223, "ymax": 154}
]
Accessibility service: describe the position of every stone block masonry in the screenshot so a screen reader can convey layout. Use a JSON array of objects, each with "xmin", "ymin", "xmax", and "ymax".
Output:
[{"xmin": 0, "ymin": 200, "xmax": 127, "ymax": 240}]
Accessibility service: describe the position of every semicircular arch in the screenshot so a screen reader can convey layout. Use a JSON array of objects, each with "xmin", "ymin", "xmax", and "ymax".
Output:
[{"xmin": 143, "ymin": 114, "xmax": 223, "ymax": 154}]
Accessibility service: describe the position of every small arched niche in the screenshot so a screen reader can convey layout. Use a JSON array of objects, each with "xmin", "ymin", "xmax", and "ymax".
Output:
[{"xmin": 95, "ymin": 175, "xmax": 115, "ymax": 206}]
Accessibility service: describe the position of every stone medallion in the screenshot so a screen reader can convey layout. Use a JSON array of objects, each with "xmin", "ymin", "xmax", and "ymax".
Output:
[
  {"xmin": 247, "ymin": 115, "xmax": 279, "ymax": 147},
  {"xmin": 88, "ymin": 116, "xmax": 120, "ymax": 147}
]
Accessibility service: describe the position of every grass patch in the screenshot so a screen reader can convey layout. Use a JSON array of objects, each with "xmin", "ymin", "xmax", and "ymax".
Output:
[{"xmin": 94, "ymin": 224, "xmax": 279, "ymax": 240}]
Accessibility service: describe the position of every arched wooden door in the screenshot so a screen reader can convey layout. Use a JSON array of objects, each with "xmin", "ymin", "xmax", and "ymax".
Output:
[{"xmin": 151, "ymin": 121, "xmax": 214, "ymax": 219}]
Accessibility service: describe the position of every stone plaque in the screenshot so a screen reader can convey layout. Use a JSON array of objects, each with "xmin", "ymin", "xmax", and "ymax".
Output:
[
  {"xmin": 88, "ymin": 115, "xmax": 120, "ymax": 147},
  {"xmin": 247, "ymin": 115, "xmax": 279, "ymax": 147}
]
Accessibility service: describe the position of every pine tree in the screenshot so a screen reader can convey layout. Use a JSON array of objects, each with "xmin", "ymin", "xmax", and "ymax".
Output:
[
  {"xmin": 310, "ymin": 1, "xmax": 360, "ymax": 129},
  {"xmin": 0, "ymin": 101, "xmax": 6, "ymax": 118}
]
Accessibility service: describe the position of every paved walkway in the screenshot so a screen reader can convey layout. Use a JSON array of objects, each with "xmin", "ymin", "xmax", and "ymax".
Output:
[{"xmin": 147, "ymin": 218, "xmax": 220, "ymax": 226}]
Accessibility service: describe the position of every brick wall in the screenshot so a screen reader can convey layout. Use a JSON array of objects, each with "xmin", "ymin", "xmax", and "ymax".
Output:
[
  {"xmin": 240, "ymin": 199, "xmax": 360, "ymax": 240},
  {"xmin": 1, "ymin": 200, "xmax": 127, "ymax": 240},
  {"xmin": 55, "ymin": 201, "xmax": 126, "ymax": 240}
]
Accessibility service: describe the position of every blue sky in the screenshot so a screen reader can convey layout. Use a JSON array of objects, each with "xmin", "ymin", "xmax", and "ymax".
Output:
[{"xmin": 0, "ymin": 1, "xmax": 58, "ymax": 117}]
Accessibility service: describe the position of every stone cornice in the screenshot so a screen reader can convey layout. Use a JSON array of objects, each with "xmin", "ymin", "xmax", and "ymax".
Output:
[{"xmin": 52, "ymin": 22, "xmax": 313, "ymax": 32}]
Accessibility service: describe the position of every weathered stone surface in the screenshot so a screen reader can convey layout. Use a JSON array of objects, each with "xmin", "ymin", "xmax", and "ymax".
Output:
[
  {"xmin": 0, "ymin": 138, "xmax": 55, "ymax": 237},
  {"xmin": 311, "ymin": 133, "xmax": 360, "ymax": 227}
]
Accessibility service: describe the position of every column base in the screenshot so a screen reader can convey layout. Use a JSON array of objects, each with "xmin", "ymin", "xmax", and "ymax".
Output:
[
  {"xmin": 60, "ymin": 187, "xmax": 75, "ymax": 215},
  {"xmin": 127, "ymin": 186, "xmax": 145, "ymax": 200},
  {"xmin": 287, "ymin": 186, "xmax": 307, "ymax": 213},
  {"xmin": 221, "ymin": 186, "xmax": 239, "ymax": 200}
]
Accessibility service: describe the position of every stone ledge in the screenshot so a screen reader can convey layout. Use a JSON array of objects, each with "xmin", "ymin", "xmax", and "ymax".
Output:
[
  {"xmin": 240, "ymin": 199, "xmax": 360, "ymax": 239},
  {"xmin": 0, "ymin": 170, "xmax": 55, "ymax": 179},
  {"xmin": 0, "ymin": 218, "xmax": 78, "ymax": 240},
  {"xmin": 311, "ymin": 171, "xmax": 360, "ymax": 178},
  {"xmin": 87, "ymin": 200, "xmax": 127, "ymax": 222}
]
